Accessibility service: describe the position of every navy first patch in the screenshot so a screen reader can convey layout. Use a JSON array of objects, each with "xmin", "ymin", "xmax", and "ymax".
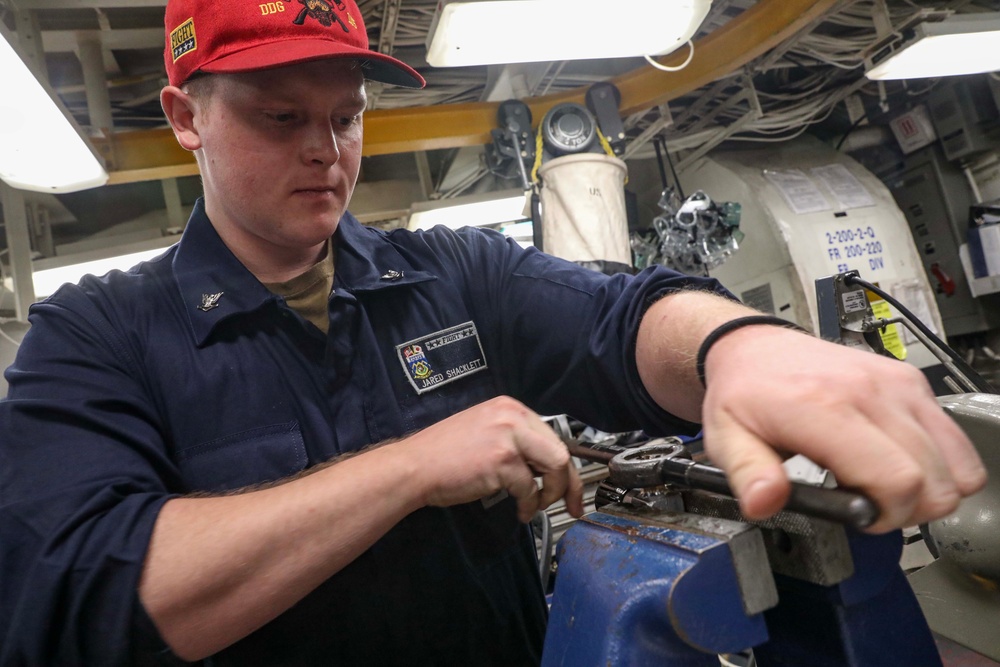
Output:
[{"xmin": 396, "ymin": 322, "xmax": 488, "ymax": 395}]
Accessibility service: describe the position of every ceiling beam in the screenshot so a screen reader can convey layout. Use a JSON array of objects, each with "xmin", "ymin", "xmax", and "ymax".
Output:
[
  {"xmin": 97, "ymin": 0, "xmax": 840, "ymax": 184},
  {"xmin": 94, "ymin": 128, "xmax": 197, "ymax": 183},
  {"xmin": 367, "ymin": 0, "xmax": 404, "ymax": 109},
  {"xmin": 376, "ymin": 0, "xmax": 403, "ymax": 56},
  {"xmin": 42, "ymin": 28, "xmax": 162, "ymax": 52},
  {"xmin": 94, "ymin": 10, "xmax": 124, "ymax": 76},
  {"xmin": 359, "ymin": 0, "xmax": 841, "ymax": 156}
]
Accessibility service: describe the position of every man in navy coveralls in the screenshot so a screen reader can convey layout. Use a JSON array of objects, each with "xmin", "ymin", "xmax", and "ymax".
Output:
[{"xmin": 0, "ymin": 0, "xmax": 985, "ymax": 664}]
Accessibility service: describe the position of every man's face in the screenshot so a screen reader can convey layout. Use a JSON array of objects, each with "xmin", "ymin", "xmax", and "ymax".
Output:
[{"xmin": 190, "ymin": 60, "xmax": 366, "ymax": 262}]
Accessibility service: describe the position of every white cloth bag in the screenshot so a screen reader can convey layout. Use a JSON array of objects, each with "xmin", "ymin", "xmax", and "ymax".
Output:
[{"xmin": 537, "ymin": 153, "xmax": 630, "ymax": 264}]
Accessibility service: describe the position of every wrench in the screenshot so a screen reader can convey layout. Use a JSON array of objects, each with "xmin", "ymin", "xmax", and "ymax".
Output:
[{"xmin": 573, "ymin": 437, "xmax": 878, "ymax": 530}]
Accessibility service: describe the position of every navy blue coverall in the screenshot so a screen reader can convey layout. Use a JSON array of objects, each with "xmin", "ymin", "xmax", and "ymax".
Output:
[{"xmin": 0, "ymin": 200, "xmax": 721, "ymax": 665}]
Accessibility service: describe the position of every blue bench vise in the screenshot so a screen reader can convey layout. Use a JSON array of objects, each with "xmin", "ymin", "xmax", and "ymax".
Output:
[{"xmin": 542, "ymin": 492, "xmax": 942, "ymax": 666}]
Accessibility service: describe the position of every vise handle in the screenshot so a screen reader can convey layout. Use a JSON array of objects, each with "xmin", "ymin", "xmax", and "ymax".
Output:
[{"xmin": 571, "ymin": 438, "xmax": 878, "ymax": 530}]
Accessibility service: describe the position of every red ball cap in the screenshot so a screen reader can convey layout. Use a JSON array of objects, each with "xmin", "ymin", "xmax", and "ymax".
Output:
[{"xmin": 164, "ymin": 0, "xmax": 425, "ymax": 88}]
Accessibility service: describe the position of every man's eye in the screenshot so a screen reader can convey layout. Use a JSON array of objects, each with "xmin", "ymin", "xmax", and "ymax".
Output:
[
  {"xmin": 338, "ymin": 115, "xmax": 359, "ymax": 127},
  {"xmin": 267, "ymin": 112, "xmax": 296, "ymax": 123}
]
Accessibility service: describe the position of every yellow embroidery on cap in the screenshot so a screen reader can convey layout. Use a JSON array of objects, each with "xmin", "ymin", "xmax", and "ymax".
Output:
[
  {"xmin": 347, "ymin": 12, "xmax": 356, "ymax": 28},
  {"xmin": 259, "ymin": 2, "xmax": 286, "ymax": 15},
  {"xmin": 170, "ymin": 18, "xmax": 197, "ymax": 63}
]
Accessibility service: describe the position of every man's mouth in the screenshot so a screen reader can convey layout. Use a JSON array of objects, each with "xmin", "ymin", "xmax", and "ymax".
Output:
[{"xmin": 294, "ymin": 187, "xmax": 337, "ymax": 196}]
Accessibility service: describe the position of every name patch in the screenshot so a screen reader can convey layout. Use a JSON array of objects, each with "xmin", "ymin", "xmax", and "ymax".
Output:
[{"xmin": 396, "ymin": 322, "xmax": 488, "ymax": 395}]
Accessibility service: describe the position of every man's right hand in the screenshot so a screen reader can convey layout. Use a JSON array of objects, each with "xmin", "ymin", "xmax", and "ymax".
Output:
[
  {"xmin": 397, "ymin": 396, "xmax": 585, "ymax": 523},
  {"xmin": 141, "ymin": 395, "xmax": 583, "ymax": 660}
]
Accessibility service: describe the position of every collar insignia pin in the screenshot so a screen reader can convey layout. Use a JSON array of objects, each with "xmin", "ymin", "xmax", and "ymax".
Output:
[
  {"xmin": 198, "ymin": 292, "xmax": 224, "ymax": 312},
  {"xmin": 380, "ymin": 269, "xmax": 403, "ymax": 281}
]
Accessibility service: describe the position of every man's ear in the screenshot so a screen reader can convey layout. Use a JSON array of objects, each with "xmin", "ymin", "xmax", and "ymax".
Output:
[{"xmin": 160, "ymin": 86, "xmax": 203, "ymax": 152}]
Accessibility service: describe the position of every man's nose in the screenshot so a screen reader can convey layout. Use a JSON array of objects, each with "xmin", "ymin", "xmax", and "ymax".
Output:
[{"xmin": 302, "ymin": 122, "xmax": 341, "ymax": 166}]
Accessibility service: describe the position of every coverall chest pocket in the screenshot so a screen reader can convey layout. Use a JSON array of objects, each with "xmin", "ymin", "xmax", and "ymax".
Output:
[
  {"xmin": 175, "ymin": 421, "xmax": 308, "ymax": 493},
  {"xmin": 398, "ymin": 373, "xmax": 499, "ymax": 432}
]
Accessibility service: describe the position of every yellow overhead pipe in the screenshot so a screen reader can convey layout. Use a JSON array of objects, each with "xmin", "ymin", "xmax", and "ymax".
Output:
[{"xmin": 99, "ymin": 0, "xmax": 838, "ymax": 185}]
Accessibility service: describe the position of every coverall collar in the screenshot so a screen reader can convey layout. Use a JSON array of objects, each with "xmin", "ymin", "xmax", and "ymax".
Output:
[{"xmin": 174, "ymin": 198, "xmax": 435, "ymax": 346}]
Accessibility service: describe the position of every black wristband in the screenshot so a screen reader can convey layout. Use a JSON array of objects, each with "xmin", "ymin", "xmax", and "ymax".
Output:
[{"xmin": 695, "ymin": 315, "xmax": 808, "ymax": 387}]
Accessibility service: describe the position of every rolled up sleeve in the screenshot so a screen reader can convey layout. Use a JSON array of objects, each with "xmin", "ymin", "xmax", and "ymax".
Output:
[{"xmin": 0, "ymin": 291, "xmax": 183, "ymax": 666}]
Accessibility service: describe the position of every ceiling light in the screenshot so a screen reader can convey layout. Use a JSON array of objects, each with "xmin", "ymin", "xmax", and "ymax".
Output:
[
  {"xmin": 866, "ymin": 13, "xmax": 1000, "ymax": 80},
  {"xmin": 426, "ymin": 0, "xmax": 712, "ymax": 68},
  {"xmin": 0, "ymin": 25, "xmax": 108, "ymax": 193},
  {"xmin": 408, "ymin": 190, "xmax": 530, "ymax": 231}
]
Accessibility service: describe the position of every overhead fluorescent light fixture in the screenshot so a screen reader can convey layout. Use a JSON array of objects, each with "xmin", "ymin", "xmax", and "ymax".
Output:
[
  {"xmin": 408, "ymin": 189, "xmax": 529, "ymax": 231},
  {"xmin": 866, "ymin": 13, "xmax": 1000, "ymax": 80},
  {"xmin": 0, "ymin": 25, "xmax": 108, "ymax": 193},
  {"xmin": 426, "ymin": 0, "xmax": 712, "ymax": 67}
]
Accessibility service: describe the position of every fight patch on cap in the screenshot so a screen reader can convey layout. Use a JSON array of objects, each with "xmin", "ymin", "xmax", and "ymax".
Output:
[
  {"xmin": 396, "ymin": 322, "xmax": 488, "ymax": 395},
  {"xmin": 170, "ymin": 18, "xmax": 197, "ymax": 63}
]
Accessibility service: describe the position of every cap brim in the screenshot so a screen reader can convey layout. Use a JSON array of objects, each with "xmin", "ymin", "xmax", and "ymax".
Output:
[{"xmin": 199, "ymin": 39, "xmax": 425, "ymax": 89}]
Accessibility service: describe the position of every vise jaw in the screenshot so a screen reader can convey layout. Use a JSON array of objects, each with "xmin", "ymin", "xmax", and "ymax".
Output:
[{"xmin": 542, "ymin": 495, "xmax": 942, "ymax": 667}]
